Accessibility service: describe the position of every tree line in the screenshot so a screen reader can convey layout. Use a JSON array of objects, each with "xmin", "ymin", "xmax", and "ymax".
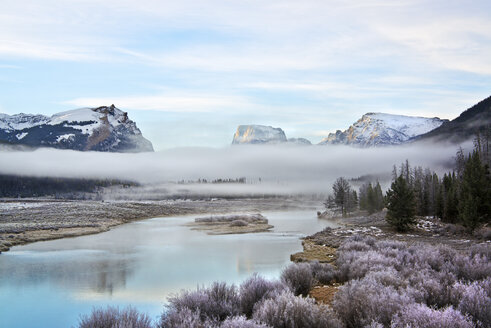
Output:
[
  {"xmin": 386, "ymin": 134, "xmax": 490, "ymax": 230},
  {"xmin": 0, "ymin": 174, "xmax": 137, "ymax": 198},
  {"xmin": 326, "ymin": 132, "xmax": 491, "ymax": 231}
]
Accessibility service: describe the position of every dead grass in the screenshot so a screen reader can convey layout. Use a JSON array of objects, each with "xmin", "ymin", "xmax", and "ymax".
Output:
[
  {"xmin": 290, "ymin": 239, "xmax": 337, "ymax": 264},
  {"xmin": 309, "ymin": 283, "xmax": 342, "ymax": 305}
]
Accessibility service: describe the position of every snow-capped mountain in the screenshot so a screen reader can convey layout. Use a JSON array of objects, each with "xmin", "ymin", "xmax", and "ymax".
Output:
[
  {"xmin": 319, "ymin": 113, "xmax": 447, "ymax": 147},
  {"xmin": 232, "ymin": 125, "xmax": 312, "ymax": 145},
  {"xmin": 232, "ymin": 125, "xmax": 288, "ymax": 144},
  {"xmin": 0, "ymin": 105, "xmax": 154, "ymax": 152}
]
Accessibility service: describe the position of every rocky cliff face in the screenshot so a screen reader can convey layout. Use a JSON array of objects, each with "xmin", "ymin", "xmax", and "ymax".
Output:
[
  {"xmin": 0, "ymin": 105, "xmax": 154, "ymax": 152},
  {"xmin": 319, "ymin": 113, "xmax": 447, "ymax": 147},
  {"xmin": 232, "ymin": 125, "xmax": 312, "ymax": 145},
  {"xmin": 232, "ymin": 125, "xmax": 288, "ymax": 144}
]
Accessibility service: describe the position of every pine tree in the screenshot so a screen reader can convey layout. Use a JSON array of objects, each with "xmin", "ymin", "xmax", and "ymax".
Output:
[
  {"xmin": 459, "ymin": 150, "xmax": 491, "ymax": 228},
  {"xmin": 386, "ymin": 175, "xmax": 416, "ymax": 232},
  {"xmin": 442, "ymin": 173, "xmax": 459, "ymax": 223},
  {"xmin": 373, "ymin": 181, "xmax": 384, "ymax": 211},
  {"xmin": 331, "ymin": 177, "xmax": 356, "ymax": 216},
  {"xmin": 366, "ymin": 183, "xmax": 375, "ymax": 214},
  {"xmin": 359, "ymin": 183, "xmax": 368, "ymax": 211}
]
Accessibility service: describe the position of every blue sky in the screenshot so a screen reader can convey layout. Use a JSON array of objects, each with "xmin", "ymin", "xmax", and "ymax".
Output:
[{"xmin": 0, "ymin": 0, "xmax": 490, "ymax": 150}]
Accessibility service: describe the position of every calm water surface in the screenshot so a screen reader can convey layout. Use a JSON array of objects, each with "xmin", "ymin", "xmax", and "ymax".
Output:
[{"xmin": 0, "ymin": 210, "xmax": 337, "ymax": 327}]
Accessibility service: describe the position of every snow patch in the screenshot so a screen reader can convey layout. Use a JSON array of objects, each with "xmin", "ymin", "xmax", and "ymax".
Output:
[
  {"xmin": 16, "ymin": 132, "xmax": 28, "ymax": 140},
  {"xmin": 56, "ymin": 134, "xmax": 75, "ymax": 142}
]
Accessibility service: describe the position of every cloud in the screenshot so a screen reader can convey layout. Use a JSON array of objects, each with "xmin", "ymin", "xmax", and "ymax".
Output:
[
  {"xmin": 63, "ymin": 93, "xmax": 250, "ymax": 113},
  {"xmin": 1, "ymin": 0, "xmax": 489, "ymax": 76}
]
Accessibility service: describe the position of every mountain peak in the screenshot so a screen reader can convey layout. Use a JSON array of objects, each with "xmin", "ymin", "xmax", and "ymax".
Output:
[
  {"xmin": 319, "ymin": 113, "xmax": 447, "ymax": 147},
  {"xmin": 0, "ymin": 105, "xmax": 154, "ymax": 152},
  {"xmin": 232, "ymin": 125, "xmax": 288, "ymax": 144}
]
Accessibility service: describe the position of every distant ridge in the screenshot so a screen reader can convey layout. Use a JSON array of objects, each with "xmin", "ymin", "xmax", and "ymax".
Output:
[{"xmin": 415, "ymin": 96, "xmax": 491, "ymax": 143}]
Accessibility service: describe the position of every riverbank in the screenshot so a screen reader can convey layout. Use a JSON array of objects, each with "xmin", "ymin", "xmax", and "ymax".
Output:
[
  {"xmin": 0, "ymin": 197, "xmax": 315, "ymax": 253},
  {"xmin": 291, "ymin": 210, "xmax": 490, "ymax": 304}
]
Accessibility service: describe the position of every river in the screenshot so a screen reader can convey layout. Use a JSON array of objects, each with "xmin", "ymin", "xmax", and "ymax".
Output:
[{"xmin": 0, "ymin": 210, "xmax": 338, "ymax": 327}]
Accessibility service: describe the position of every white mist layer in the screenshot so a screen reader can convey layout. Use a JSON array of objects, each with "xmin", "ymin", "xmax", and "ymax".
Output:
[{"xmin": 0, "ymin": 141, "xmax": 471, "ymax": 194}]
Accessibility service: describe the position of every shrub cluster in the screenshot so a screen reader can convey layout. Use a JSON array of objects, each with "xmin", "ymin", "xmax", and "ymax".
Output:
[
  {"xmin": 78, "ymin": 306, "xmax": 152, "ymax": 328},
  {"xmin": 78, "ymin": 236, "xmax": 490, "ymax": 328},
  {"xmin": 158, "ymin": 274, "xmax": 341, "ymax": 328},
  {"xmin": 333, "ymin": 235, "xmax": 490, "ymax": 327}
]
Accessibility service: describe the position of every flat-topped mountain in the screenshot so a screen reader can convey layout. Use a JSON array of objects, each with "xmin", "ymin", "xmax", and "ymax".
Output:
[
  {"xmin": 319, "ymin": 113, "xmax": 447, "ymax": 147},
  {"xmin": 0, "ymin": 105, "xmax": 153, "ymax": 152},
  {"xmin": 232, "ymin": 125, "xmax": 311, "ymax": 145}
]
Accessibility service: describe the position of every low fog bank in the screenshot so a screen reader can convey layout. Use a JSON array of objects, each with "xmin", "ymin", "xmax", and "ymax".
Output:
[{"xmin": 0, "ymin": 141, "xmax": 471, "ymax": 196}]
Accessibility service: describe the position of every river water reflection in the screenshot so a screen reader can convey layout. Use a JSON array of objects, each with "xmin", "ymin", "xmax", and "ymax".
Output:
[{"xmin": 0, "ymin": 210, "xmax": 338, "ymax": 327}]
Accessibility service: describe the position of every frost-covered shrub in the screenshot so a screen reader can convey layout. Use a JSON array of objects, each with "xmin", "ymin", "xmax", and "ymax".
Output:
[
  {"xmin": 79, "ymin": 306, "xmax": 153, "ymax": 328},
  {"xmin": 337, "ymin": 250, "xmax": 398, "ymax": 282},
  {"xmin": 408, "ymin": 269, "xmax": 457, "ymax": 307},
  {"xmin": 309, "ymin": 261, "xmax": 337, "ymax": 285},
  {"xmin": 230, "ymin": 220, "xmax": 248, "ymax": 227},
  {"xmin": 338, "ymin": 240, "xmax": 373, "ymax": 253},
  {"xmin": 455, "ymin": 280, "xmax": 491, "ymax": 327},
  {"xmin": 280, "ymin": 263, "xmax": 314, "ymax": 296},
  {"xmin": 364, "ymin": 322, "xmax": 384, "ymax": 328},
  {"xmin": 253, "ymin": 291, "xmax": 342, "ymax": 328},
  {"xmin": 332, "ymin": 275, "xmax": 414, "ymax": 327},
  {"xmin": 160, "ymin": 307, "xmax": 217, "ymax": 328},
  {"xmin": 364, "ymin": 268, "xmax": 405, "ymax": 290},
  {"xmin": 376, "ymin": 240, "xmax": 407, "ymax": 251},
  {"xmin": 221, "ymin": 316, "xmax": 270, "ymax": 328},
  {"xmin": 479, "ymin": 277, "xmax": 491, "ymax": 296},
  {"xmin": 412, "ymin": 245, "xmax": 458, "ymax": 273},
  {"xmin": 454, "ymin": 253, "xmax": 491, "ymax": 281},
  {"xmin": 390, "ymin": 303, "xmax": 473, "ymax": 328},
  {"xmin": 469, "ymin": 243, "xmax": 491, "ymax": 258},
  {"xmin": 333, "ymin": 235, "xmax": 490, "ymax": 327},
  {"xmin": 338, "ymin": 235, "xmax": 376, "ymax": 252},
  {"xmin": 164, "ymin": 282, "xmax": 240, "ymax": 323},
  {"xmin": 239, "ymin": 274, "xmax": 287, "ymax": 318},
  {"xmin": 473, "ymin": 227, "xmax": 491, "ymax": 240}
]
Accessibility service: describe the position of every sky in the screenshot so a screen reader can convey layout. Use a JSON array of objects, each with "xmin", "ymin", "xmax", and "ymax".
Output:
[{"xmin": 0, "ymin": 0, "xmax": 490, "ymax": 150}]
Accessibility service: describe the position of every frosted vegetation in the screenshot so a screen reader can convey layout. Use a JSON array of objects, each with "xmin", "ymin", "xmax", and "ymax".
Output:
[{"xmin": 77, "ymin": 236, "xmax": 490, "ymax": 328}]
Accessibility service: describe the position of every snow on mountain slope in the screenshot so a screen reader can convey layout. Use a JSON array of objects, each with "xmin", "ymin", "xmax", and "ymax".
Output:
[
  {"xmin": 319, "ymin": 113, "xmax": 447, "ymax": 147},
  {"xmin": 0, "ymin": 105, "xmax": 154, "ymax": 152}
]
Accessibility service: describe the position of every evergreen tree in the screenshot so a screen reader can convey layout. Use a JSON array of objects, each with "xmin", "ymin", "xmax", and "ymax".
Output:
[
  {"xmin": 373, "ymin": 181, "xmax": 384, "ymax": 211},
  {"xmin": 330, "ymin": 177, "xmax": 356, "ymax": 216},
  {"xmin": 386, "ymin": 175, "xmax": 416, "ymax": 232},
  {"xmin": 366, "ymin": 183, "xmax": 376, "ymax": 213},
  {"xmin": 359, "ymin": 183, "xmax": 369, "ymax": 211},
  {"xmin": 458, "ymin": 150, "xmax": 491, "ymax": 228},
  {"xmin": 359, "ymin": 181, "xmax": 384, "ymax": 214},
  {"xmin": 442, "ymin": 172, "xmax": 459, "ymax": 223}
]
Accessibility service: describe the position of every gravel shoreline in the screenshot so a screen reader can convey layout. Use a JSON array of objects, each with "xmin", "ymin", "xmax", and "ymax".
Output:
[
  {"xmin": 292, "ymin": 210, "xmax": 489, "ymax": 264},
  {"xmin": 0, "ymin": 197, "xmax": 316, "ymax": 253}
]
